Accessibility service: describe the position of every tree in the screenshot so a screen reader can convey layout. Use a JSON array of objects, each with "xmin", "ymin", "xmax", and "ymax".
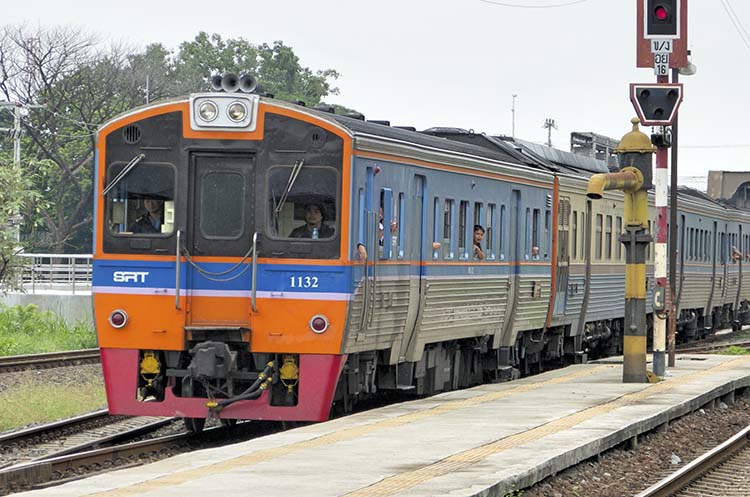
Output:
[
  {"xmin": 173, "ymin": 33, "xmax": 340, "ymax": 106},
  {"xmin": 0, "ymin": 155, "xmax": 42, "ymax": 289},
  {"xmin": 0, "ymin": 27, "xmax": 344, "ymax": 253}
]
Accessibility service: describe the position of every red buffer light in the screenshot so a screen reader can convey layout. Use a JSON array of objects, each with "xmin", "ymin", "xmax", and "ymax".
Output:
[
  {"xmin": 109, "ymin": 309, "xmax": 128, "ymax": 329},
  {"xmin": 309, "ymin": 314, "xmax": 330, "ymax": 334}
]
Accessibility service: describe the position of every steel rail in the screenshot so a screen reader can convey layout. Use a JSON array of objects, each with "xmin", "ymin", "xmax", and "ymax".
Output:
[
  {"xmin": 635, "ymin": 425, "xmax": 750, "ymax": 497},
  {"xmin": 0, "ymin": 349, "xmax": 100, "ymax": 370},
  {"xmin": 0, "ymin": 429, "xmax": 198, "ymax": 492}
]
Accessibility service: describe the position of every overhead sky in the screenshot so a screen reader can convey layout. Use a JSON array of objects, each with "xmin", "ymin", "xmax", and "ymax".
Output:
[{"xmin": 4, "ymin": 0, "xmax": 747, "ymax": 181}]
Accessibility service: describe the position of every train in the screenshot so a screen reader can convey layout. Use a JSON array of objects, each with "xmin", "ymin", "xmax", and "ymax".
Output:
[{"xmin": 93, "ymin": 75, "xmax": 750, "ymax": 431}]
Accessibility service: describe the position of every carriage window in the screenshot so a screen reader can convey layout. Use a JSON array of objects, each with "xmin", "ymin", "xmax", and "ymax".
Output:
[
  {"xmin": 433, "ymin": 197, "xmax": 441, "ymax": 259},
  {"xmin": 488, "ymin": 203, "xmax": 496, "ymax": 260},
  {"xmin": 267, "ymin": 166, "xmax": 337, "ymax": 239},
  {"xmin": 443, "ymin": 199, "xmax": 455, "ymax": 259},
  {"xmin": 459, "ymin": 200, "xmax": 468, "ymax": 258},
  {"xmin": 605, "ymin": 215, "xmax": 612, "ymax": 260},
  {"xmin": 499, "ymin": 205, "xmax": 506, "ymax": 260},
  {"xmin": 105, "ymin": 162, "xmax": 175, "ymax": 236},
  {"xmin": 572, "ymin": 210, "xmax": 578, "ymax": 260},
  {"xmin": 616, "ymin": 217, "xmax": 623, "ymax": 260},
  {"xmin": 200, "ymin": 172, "xmax": 245, "ymax": 239},
  {"xmin": 532, "ymin": 208, "xmax": 540, "ymax": 260},
  {"xmin": 595, "ymin": 214, "xmax": 603, "ymax": 260}
]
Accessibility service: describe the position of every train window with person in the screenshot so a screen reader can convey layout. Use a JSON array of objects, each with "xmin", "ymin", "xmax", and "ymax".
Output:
[
  {"xmin": 104, "ymin": 162, "xmax": 175, "ymax": 237},
  {"xmin": 473, "ymin": 224, "xmax": 485, "ymax": 260},
  {"xmin": 267, "ymin": 165, "xmax": 338, "ymax": 243}
]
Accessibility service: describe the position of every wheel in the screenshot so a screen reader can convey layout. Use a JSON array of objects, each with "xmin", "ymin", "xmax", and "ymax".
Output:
[{"xmin": 183, "ymin": 417, "xmax": 206, "ymax": 433}]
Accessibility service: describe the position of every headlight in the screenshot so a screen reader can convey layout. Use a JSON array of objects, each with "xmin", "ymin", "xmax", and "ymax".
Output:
[
  {"xmin": 198, "ymin": 101, "xmax": 218, "ymax": 122},
  {"xmin": 190, "ymin": 94, "xmax": 259, "ymax": 131},
  {"xmin": 227, "ymin": 102, "xmax": 247, "ymax": 122}
]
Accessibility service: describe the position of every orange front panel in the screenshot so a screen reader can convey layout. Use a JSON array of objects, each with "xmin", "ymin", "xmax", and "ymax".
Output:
[
  {"xmin": 251, "ymin": 299, "xmax": 348, "ymax": 354},
  {"xmin": 94, "ymin": 293, "xmax": 186, "ymax": 350},
  {"xmin": 95, "ymin": 292, "xmax": 348, "ymax": 354}
]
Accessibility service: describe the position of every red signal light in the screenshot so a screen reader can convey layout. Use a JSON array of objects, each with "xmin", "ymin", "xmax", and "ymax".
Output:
[{"xmin": 654, "ymin": 5, "xmax": 668, "ymax": 20}]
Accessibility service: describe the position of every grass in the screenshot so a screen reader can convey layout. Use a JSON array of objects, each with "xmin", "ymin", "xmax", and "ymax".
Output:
[
  {"xmin": 723, "ymin": 345, "xmax": 750, "ymax": 355},
  {"xmin": 0, "ymin": 368, "xmax": 106, "ymax": 432},
  {"xmin": 0, "ymin": 304, "xmax": 97, "ymax": 356}
]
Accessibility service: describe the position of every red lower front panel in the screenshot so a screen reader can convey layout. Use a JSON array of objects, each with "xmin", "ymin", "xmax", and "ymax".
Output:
[{"xmin": 100, "ymin": 348, "xmax": 346, "ymax": 421}]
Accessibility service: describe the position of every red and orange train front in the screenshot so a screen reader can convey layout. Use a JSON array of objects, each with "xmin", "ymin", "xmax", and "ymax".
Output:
[{"xmin": 93, "ymin": 92, "xmax": 354, "ymax": 426}]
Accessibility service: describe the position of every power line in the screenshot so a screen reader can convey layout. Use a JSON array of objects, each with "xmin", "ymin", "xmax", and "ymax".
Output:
[
  {"xmin": 681, "ymin": 144, "xmax": 750, "ymax": 149},
  {"xmin": 480, "ymin": 0, "xmax": 589, "ymax": 8},
  {"xmin": 720, "ymin": 0, "xmax": 750, "ymax": 50}
]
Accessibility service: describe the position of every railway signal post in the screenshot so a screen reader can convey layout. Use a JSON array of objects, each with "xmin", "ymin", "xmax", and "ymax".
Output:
[
  {"xmin": 636, "ymin": 0, "xmax": 688, "ymax": 376},
  {"xmin": 587, "ymin": 119, "xmax": 655, "ymax": 383}
]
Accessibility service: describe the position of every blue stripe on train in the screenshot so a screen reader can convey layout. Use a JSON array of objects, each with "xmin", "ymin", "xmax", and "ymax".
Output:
[{"xmin": 93, "ymin": 259, "xmax": 551, "ymax": 292}]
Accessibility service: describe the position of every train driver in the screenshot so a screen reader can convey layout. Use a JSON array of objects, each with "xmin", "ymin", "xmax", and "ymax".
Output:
[
  {"xmin": 129, "ymin": 197, "xmax": 164, "ymax": 234},
  {"xmin": 289, "ymin": 203, "xmax": 334, "ymax": 239},
  {"xmin": 473, "ymin": 225, "xmax": 485, "ymax": 260}
]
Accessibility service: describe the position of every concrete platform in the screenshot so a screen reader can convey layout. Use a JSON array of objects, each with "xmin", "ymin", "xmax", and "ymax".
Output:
[{"xmin": 16, "ymin": 354, "xmax": 750, "ymax": 497}]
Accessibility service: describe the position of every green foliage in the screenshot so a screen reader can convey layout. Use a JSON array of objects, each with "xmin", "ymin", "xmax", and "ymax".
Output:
[
  {"xmin": 0, "ymin": 156, "xmax": 42, "ymax": 288},
  {"xmin": 0, "ymin": 304, "xmax": 96, "ymax": 356},
  {"xmin": 173, "ymin": 33, "xmax": 340, "ymax": 106},
  {"xmin": 723, "ymin": 345, "xmax": 750, "ymax": 355},
  {"xmin": 1, "ymin": 26, "xmax": 346, "ymax": 253}
]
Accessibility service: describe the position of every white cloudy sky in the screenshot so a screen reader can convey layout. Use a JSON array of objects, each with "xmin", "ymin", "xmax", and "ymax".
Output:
[{"xmin": 4, "ymin": 0, "xmax": 748, "ymax": 181}]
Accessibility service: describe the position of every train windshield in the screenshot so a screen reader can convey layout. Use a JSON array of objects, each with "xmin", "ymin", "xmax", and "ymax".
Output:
[
  {"xmin": 104, "ymin": 162, "xmax": 175, "ymax": 236},
  {"xmin": 267, "ymin": 165, "xmax": 338, "ymax": 239}
]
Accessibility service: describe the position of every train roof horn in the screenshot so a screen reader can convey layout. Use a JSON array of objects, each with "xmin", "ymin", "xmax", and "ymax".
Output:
[{"xmin": 210, "ymin": 73, "xmax": 264, "ymax": 95}]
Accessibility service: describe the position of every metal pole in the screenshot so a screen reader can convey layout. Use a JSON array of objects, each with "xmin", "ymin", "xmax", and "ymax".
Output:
[
  {"xmin": 668, "ymin": 69, "xmax": 679, "ymax": 368},
  {"xmin": 511, "ymin": 94, "xmax": 517, "ymax": 138},
  {"xmin": 652, "ymin": 67, "xmax": 670, "ymax": 376},
  {"xmin": 13, "ymin": 105, "xmax": 21, "ymax": 166}
]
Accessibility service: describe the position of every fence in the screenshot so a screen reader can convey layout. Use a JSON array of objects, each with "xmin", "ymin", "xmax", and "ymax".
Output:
[{"xmin": 14, "ymin": 253, "xmax": 93, "ymax": 295}]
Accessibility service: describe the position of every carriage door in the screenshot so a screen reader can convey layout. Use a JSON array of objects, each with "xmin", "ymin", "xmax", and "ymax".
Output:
[
  {"xmin": 553, "ymin": 197, "xmax": 571, "ymax": 316},
  {"xmin": 187, "ymin": 153, "xmax": 255, "ymax": 326},
  {"xmin": 498, "ymin": 190, "xmax": 522, "ymax": 345}
]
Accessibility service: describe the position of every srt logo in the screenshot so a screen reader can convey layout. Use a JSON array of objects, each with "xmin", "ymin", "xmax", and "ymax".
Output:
[{"xmin": 113, "ymin": 271, "xmax": 149, "ymax": 283}]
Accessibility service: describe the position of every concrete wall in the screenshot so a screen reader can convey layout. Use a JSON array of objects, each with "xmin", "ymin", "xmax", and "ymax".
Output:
[{"xmin": 0, "ymin": 292, "xmax": 94, "ymax": 326}]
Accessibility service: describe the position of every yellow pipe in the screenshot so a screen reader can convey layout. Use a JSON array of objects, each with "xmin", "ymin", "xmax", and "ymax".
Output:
[{"xmin": 586, "ymin": 167, "xmax": 644, "ymax": 200}]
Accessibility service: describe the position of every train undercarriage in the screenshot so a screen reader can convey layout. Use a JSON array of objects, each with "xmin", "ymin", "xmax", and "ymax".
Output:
[{"xmin": 131, "ymin": 300, "xmax": 748, "ymax": 431}]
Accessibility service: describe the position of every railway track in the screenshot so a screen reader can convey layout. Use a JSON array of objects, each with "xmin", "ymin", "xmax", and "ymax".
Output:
[
  {"xmin": 0, "ymin": 349, "xmax": 100, "ymax": 373},
  {"xmin": 675, "ymin": 339, "xmax": 750, "ymax": 355},
  {"xmin": 0, "ymin": 409, "xmax": 176, "ymax": 469},
  {"xmin": 635, "ymin": 425, "xmax": 750, "ymax": 497},
  {"xmin": 0, "ymin": 429, "xmax": 195, "ymax": 494}
]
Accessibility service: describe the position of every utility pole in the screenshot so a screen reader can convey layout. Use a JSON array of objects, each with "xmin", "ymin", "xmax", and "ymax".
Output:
[
  {"xmin": 511, "ymin": 94, "xmax": 517, "ymax": 138},
  {"xmin": 543, "ymin": 118, "xmax": 557, "ymax": 147},
  {"xmin": 0, "ymin": 101, "xmax": 46, "ymax": 166},
  {"xmin": 0, "ymin": 101, "xmax": 46, "ymax": 243}
]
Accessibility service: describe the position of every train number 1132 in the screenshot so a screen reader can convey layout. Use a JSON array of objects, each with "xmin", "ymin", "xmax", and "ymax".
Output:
[{"xmin": 289, "ymin": 276, "xmax": 319, "ymax": 288}]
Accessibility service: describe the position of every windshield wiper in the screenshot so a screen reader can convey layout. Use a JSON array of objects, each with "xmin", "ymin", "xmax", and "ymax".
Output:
[
  {"xmin": 273, "ymin": 159, "xmax": 305, "ymax": 218},
  {"xmin": 101, "ymin": 153, "xmax": 146, "ymax": 197}
]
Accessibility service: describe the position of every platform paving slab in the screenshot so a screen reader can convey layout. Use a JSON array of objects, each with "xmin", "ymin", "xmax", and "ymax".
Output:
[{"xmin": 12, "ymin": 354, "xmax": 750, "ymax": 497}]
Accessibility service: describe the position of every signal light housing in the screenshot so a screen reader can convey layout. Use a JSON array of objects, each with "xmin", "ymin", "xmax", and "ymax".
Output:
[
  {"xmin": 645, "ymin": 0, "xmax": 679, "ymax": 38},
  {"xmin": 630, "ymin": 83, "xmax": 683, "ymax": 126}
]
